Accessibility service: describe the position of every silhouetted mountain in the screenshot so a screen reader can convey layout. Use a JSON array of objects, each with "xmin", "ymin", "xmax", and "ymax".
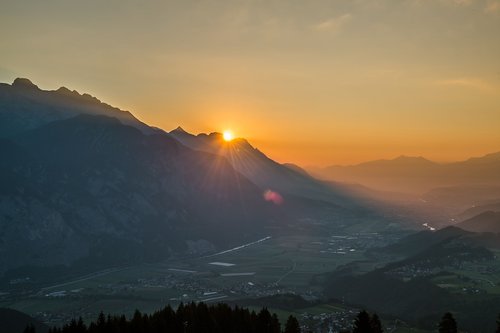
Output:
[
  {"xmin": 456, "ymin": 211, "xmax": 500, "ymax": 233},
  {"xmin": 0, "ymin": 78, "xmax": 156, "ymax": 137},
  {"xmin": 0, "ymin": 114, "xmax": 282, "ymax": 277},
  {"xmin": 311, "ymin": 153, "xmax": 500, "ymax": 194},
  {"xmin": 282, "ymin": 163, "xmax": 310, "ymax": 176},
  {"xmin": 352, "ymin": 155, "xmax": 437, "ymax": 168},
  {"xmin": 457, "ymin": 202, "xmax": 500, "ymax": 221},
  {"xmin": 169, "ymin": 129, "xmax": 352, "ymax": 206},
  {"xmin": 0, "ymin": 78, "xmax": 387, "ymax": 283},
  {"xmin": 0, "ymin": 308, "xmax": 49, "ymax": 333}
]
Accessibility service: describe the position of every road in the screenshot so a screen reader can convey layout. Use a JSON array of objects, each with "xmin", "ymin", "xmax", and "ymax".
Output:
[{"xmin": 39, "ymin": 266, "xmax": 131, "ymax": 292}]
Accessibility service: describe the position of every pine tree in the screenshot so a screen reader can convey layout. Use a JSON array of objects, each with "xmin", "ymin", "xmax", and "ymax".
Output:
[
  {"xmin": 438, "ymin": 312, "xmax": 457, "ymax": 333},
  {"xmin": 23, "ymin": 324, "xmax": 35, "ymax": 333},
  {"xmin": 76, "ymin": 317, "xmax": 86, "ymax": 333},
  {"xmin": 496, "ymin": 313, "xmax": 500, "ymax": 333},
  {"xmin": 353, "ymin": 310, "xmax": 372, "ymax": 333},
  {"xmin": 257, "ymin": 308, "xmax": 273, "ymax": 333},
  {"xmin": 370, "ymin": 313, "xmax": 383, "ymax": 333},
  {"xmin": 96, "ymin": 311, "xmax": 106, "ymax": 333},
  {"xmin": 270, "ymin": 313, "xmax": 281, "ymax": 333},
  {"xmin": 284, "ymin": 315, "xmax": 301, "ymax": 333}
]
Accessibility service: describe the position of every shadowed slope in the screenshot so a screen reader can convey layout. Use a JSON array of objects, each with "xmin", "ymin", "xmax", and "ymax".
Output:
[
  {"xmin": 0, "ymin": 78, "xmax": 156, "ymax": 137},
  {"xmin": 170, "ymin": 128, "xmax": 354, "ymax": 207},
  {"xmin": 456, "ymin": 211, "xmax": 500, "ymax": 233},
  {"xmin": 0, "ymin": 308, "xmax": 49, "ymax": 333},
  {"xmin": 0, "ymin": 114, "xmax": 280, "ymax": 276}
]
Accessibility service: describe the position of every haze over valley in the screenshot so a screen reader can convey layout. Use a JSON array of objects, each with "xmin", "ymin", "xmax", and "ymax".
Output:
[
  {"xmin": 0, "ymin": 79, "xmax": 499, "ymax": 332},
  {"xmin": 1, "ymin": 1, "xmax": 500, "ymax": 332}
]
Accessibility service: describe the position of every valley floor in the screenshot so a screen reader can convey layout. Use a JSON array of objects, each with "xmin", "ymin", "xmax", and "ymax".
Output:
[{"xmin": 1, "ymin": 230, "xmax": 498, "ymax": 332}]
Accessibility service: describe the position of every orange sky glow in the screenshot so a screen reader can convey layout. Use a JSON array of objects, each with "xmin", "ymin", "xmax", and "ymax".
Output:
[{"xmin": 1, "ymin": 1, "xmax": 499, "ymax": 166}]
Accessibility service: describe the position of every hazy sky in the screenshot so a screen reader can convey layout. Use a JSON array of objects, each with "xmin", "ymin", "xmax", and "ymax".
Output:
[{"xmin": 1, "ymin": 0, "xmax": 499, "ymax": 166}]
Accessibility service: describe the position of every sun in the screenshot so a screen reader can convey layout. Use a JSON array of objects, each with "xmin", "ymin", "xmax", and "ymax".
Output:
[{"xmin": 223, "ymin": 130, "xmax": 234, "ymax": 142}]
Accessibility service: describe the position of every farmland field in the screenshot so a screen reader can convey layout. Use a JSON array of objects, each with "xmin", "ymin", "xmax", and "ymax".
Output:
[{"xmin": 0, "ymin": 232, "xmax": 390, "ymax": 326}]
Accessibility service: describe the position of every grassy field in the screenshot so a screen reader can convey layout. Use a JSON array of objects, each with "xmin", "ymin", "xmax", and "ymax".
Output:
[{"xmin": 430, "ymin": 250, "xmax": 500, "ymax": 295}]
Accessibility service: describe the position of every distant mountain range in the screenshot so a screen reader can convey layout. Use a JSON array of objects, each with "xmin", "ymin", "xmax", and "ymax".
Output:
[
  {"xmin": 310, "ymin": 153, "xmax": 500, "ymax": 194},
  {"xmin": 457, "ymin": 202, "xmax": 500, "ymax": 221},
  {"xmin": 456, "ymin": 211, "xmax": 500, "ymax": 233},
  {"xmin": 0, "ymin": 78, "xmax": 387, "ymax": 281}
]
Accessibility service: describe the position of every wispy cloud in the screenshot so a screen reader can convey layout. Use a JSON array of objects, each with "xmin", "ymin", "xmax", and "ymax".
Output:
[
  {"xmin": 485, "ymin": 0, "xmax": 500, "ymax": 12},
  {"xmin": 311, "ymin": 14, "xmax": 352, "ymax": 34},
  {"xmin": 449, "ymin": 0, "xmax": 474, "ymax": 5},
  {"xmin": 410, "ymin": 0, "xmax": 474, "ymax": 6},
  {"xmin": 431, "ymin": 0, "xmax": 500, "ymax": 13},
  {"xmin": 435, "ymin": 77, "xmax": 498, "ymax": 92}
]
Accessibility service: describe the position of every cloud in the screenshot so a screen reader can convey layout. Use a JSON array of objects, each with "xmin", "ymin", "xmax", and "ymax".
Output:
[
  {"xmin": 436, "ymin": 0, "xmax": 475, "ymax": 6},
  {"xmin": 410, "ymin": 0, "xmax": 474, "ymax": 6},
  {"xmin": 435, "ymin": 77, "xmax": 497, "ymax": 92},
  {"xmin": 311, "ymin": 14, "xmax": 352, "ymax": 34},
  {"xmin": 485, "ymin": 0, "xmax": 500, "ymax": 12},
  {"xmin": 449, "ymin": 0, "xmax": 474, "ymax": 5}
]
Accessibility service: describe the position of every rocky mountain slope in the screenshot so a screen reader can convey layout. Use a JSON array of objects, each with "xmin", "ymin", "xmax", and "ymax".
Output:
[{"xmin": 0, "ymin": 78, "xmax": 385, "ymax": 281}]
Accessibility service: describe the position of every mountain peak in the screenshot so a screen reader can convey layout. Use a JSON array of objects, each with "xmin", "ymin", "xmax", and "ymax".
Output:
[
  {"xmin": 12, "ymin": 78, "xmax": 39, "ymax": 90},
  {"xmin": 56, "ymin": 86, "xmax": 71, "ymax": 93},
  {"xmin": 56, "ymin": 86, "xmax": 80, "ymax": 96},
  {"xmin": 171, "ymin": 126, "xmax": 187, "ymax": 133},
  {"xmin": 392, "ymin": 155, "xmax": 435, "ymax": 165},
  {"xmin": 170, "ymin": 126, "xmax": 195, "ymax": 137},
  {"xmin": 394, "ymin": 155, "xmax": 426, "ymax": 161},
  {"xmin": 208, "ymin": 131, "xmax": 222, "ymax": 138}
]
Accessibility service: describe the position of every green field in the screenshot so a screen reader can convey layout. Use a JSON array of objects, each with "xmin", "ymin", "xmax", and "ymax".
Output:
[{"xmin": 430, "ymin": 250, "xmax": 500, "ymax": 295}]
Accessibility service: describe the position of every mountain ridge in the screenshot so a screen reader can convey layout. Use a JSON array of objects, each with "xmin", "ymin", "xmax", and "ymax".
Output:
[
  {"xmin": 0, "ymin": 78, "xmax": 158, "ymax": 137},
  {"xmin": 169, "ymin": 128, "xmax": 355, "ymax": 207},
  {"xmin": 456, "ymin": 211, "xmax": 500, "ymax": 233},
  {"xmin": 0, "ymin": 78, "xmax": 389, "ymax": 281},
  {"xmin": 310, "ymin": 151, "xmax": 500, "ymax": 193}
]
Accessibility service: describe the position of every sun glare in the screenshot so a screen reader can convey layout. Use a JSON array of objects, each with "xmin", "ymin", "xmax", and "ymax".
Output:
[{"xmin": 223, "ymin": 130, "xmax": 234, "ymax": 142}]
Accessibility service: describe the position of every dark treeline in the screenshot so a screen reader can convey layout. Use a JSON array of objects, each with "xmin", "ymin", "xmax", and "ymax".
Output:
[
  {"xmin": 352, "ymin": 310, "xmax": 383, "ymax": 333},
  {"xmin": 351, "ymin": 311, "xmax": 500, "ymax": 333},
  {"xmin": 25, "ymin": 302, "xmax": 301, "ymax": 333},
  {"xmin": 22, "ymin": 304, "xmax": 500, "ymax": 333}
]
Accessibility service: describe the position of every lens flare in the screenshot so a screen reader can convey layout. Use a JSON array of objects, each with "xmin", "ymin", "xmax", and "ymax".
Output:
[{"xmin": 263, "ymin": 189, "xmax": 284, "ymax": 205}]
